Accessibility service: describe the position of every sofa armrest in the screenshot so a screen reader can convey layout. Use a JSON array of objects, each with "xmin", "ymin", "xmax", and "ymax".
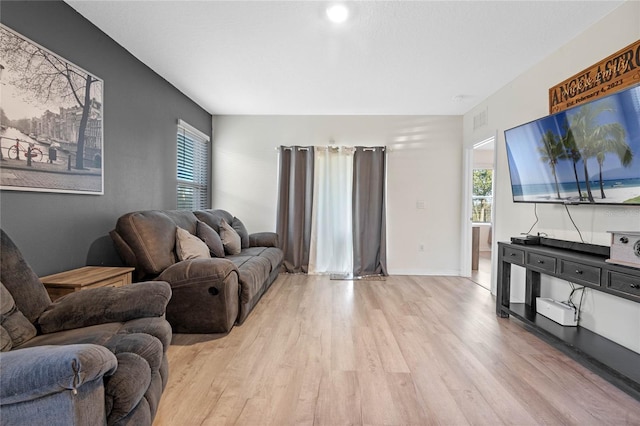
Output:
[
  {"xmin": 249, "ymin": 232, "xmax": 279, "ymax": 248},
  {"xmin": 157, "ymin": 258, "xmax": 237, "ymax": 285},
  {"xmin": 38, "ymin": 281, "xmax": 171, "ymax": 334},
  {"xmin": 157, "ymin": 258, "xmax": 240, "ymax": 333},
  {"xmin": 0, "ymin": 344, "xmax": 117, "ymax": 405}
]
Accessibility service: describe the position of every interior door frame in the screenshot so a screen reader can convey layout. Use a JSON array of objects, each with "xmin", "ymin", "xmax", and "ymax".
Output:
[{"xmin": 460, "ymin": 133, "xmax": 498, "ymax": 289}]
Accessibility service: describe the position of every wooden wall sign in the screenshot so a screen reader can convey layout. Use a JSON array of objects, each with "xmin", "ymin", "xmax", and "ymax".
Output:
[{"xmin": 549, "ymin": 39, "xmax": 640, "ymax": 114}]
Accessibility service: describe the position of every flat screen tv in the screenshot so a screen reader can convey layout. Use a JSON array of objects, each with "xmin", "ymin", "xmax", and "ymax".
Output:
[{"xmin": 505, "ymin": 83, "xmax": 640, "ymax": 205}]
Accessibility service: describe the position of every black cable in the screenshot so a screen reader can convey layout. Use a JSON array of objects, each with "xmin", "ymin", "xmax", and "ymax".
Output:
[
  {"xmin": 524, "ymin": 203, "xmax": 539, "ymax": 235},
  {"xmin": 576, "ymin": 287, "xmax": 586, "ymax": 326},
  {"xmin": 567, "ymin": 283, "xmax": 577, "ymax": 310},
  {"xmin": 566, "ymin": 282, "xmax": 586, "ymax": 324},
  {"xmin": 563, "ymin": 204, "xmax": 584, "ymax": 243}
]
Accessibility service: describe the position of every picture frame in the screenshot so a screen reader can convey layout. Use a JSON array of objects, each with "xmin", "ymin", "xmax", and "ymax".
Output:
[{"xmin": 0, "ymin": 24, "xmax": 104, "ymax": 195}]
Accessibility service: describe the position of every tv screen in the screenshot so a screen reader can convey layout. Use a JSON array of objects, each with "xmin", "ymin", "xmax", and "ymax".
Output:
[{"xmin": 505, "ymin": 83, "xmax": 640, "ymax": 205}]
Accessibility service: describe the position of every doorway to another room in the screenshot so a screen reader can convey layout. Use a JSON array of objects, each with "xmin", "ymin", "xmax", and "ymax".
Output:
[{"xmin": 470, "ymin": 138, "xmax": 494, "ymax": 290}]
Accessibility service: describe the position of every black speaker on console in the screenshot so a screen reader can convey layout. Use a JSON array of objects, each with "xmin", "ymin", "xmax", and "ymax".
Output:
[{"xmin": 539, "ymin": 237, "xmax": 610, "ymax": 257}]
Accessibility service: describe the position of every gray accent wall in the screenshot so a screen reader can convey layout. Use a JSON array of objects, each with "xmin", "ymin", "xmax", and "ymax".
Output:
[{"xmin": 0, "ymin": 1, "xmax": 212, "ymax": 275}]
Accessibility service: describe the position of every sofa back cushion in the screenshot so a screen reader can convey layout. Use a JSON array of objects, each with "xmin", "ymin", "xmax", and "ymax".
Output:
[
  {"xmin": 0, "ymin": 230, "xmax": 51, "ymax": 323},
  {"xmin": 114, "ymin": 211, "xmax": 198, "ymax": 277},
  {"xmin": 163, "ymin": 210, "xmax": 198, "ymax": 234},
  {"xmin": 194, "ymin": 209, "xmax": 233, "ymax": 233}
]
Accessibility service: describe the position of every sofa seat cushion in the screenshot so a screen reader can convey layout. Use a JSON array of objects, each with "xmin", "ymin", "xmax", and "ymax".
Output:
[
  {"xmin": 240, "ymin": 247, "xmax": 283, "ymax": 272},
  {"xmin": 226, "ymin": 255, "xmax": 271, "ymax": 304},
  {"xmin": 17, "ymin": 318, "xmax": 171, "ymax": 354},
  {"xmin": 17, "ymin": 323, "xmax": 124, "ymax": 349}
]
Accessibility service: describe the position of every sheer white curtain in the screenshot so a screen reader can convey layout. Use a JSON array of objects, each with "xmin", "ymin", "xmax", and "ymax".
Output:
[{"xmin": 308, "ymin": 146, "xmax": 354, "ymax": 274}]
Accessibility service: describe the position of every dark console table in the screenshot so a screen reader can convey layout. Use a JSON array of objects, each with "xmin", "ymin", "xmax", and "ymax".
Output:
[{"xmin": 496, "ymin": 238, "xmax": 640, "ymax": 400}]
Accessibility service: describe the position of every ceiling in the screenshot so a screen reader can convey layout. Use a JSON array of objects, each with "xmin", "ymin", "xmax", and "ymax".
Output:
[{"xmin": 66, "ymin": 1, "xmax": 624, "ymax": 116}]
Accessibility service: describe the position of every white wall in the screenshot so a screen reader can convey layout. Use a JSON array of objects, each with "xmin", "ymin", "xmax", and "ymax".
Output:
[
  {"xmin": 463, "ymin": 1, "xmax": 640, "ymax": 352},
  {"xmin": 212, "ymin": 115, "xmax": 463, "ymax": 275}
]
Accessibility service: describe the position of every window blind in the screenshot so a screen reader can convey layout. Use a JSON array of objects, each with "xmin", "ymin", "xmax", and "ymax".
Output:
[{"xmin": 177, "ymin": 119, "xmax": 210, "ymax": 210}]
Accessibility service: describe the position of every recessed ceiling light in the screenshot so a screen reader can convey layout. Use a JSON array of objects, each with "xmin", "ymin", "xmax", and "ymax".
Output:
[{"xmin": 326, "ymin": 4, "xmax": 349, "ymax": 24}]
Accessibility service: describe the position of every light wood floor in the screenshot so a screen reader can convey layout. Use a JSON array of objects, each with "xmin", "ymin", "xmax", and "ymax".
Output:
[
  {"xmin": 154, "ymin": 274, "xmax": 640, "ymax": 425},
  {"xmin": 470, "ymin": 250, "xmax": 492, "ymax": 290}
]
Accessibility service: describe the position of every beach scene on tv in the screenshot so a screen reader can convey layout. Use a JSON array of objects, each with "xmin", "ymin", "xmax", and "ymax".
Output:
[{"xmin": 505, "ymin": 84, "xmax": 640, "ymax": 205}]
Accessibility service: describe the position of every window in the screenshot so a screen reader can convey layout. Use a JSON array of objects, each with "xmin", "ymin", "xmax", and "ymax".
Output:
[
  {"xmin": 177, "ymin": 119, "xmax": 210, "ymax": 210},
  {"xmin": 472, "ymin": 168, "xmax": 493, "ymax": 223}
]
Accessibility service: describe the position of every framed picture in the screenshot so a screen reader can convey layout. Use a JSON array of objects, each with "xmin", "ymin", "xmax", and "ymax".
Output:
[{"xmin": 0, "ymin": 24, "xmax": 104, "ymax": 195}]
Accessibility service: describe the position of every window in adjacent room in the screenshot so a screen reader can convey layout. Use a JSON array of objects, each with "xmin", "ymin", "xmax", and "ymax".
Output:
[
  {"xmin": 472, "ymin": 168, "xmax": 493, "ymax": 223},
  {"xmin": 176, "ymin": 119, "xmax": 210, "ymax": 210}
]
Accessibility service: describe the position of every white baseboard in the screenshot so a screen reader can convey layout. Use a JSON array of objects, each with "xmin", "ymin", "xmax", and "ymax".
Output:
[{"xmin": 387, "ymin": 269, "xmax": 461, "ymax": 276}]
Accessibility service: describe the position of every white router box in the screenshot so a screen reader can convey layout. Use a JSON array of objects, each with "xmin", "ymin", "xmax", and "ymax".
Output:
[{"xmin": 536, "ymin": 298, "xmax": 577, "ymax": 326}]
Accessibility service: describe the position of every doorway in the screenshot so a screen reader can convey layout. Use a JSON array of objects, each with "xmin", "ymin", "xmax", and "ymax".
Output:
[{"xmin": 469, "ymin": 137, "xmax": 495, "ymax": 290}]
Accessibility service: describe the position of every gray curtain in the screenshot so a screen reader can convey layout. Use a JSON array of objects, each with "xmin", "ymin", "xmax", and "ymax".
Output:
[
  {"xmin": 352, "ymin": 146, "xmax": 387, "ymax": 277},
  {"xmin": 276, "ymin": 146, "xmax": 314, "ymax": 273}
]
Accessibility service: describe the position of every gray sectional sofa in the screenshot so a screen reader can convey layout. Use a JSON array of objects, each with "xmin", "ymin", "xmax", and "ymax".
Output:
[{"xmin": 110, "ymin": 209, "xmax": 283, "ymax": 333}]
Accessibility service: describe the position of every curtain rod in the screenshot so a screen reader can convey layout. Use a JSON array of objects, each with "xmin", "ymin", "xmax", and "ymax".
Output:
[{"xmin": 276, "ymin": 145, "xmax": 389, "ymax": 152}]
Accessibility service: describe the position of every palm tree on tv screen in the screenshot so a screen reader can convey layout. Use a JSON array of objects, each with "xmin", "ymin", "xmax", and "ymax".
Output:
[
  {"xmin": 538, "ymin": 129, "xmax": 564, "ymax": 199},
  {"xmin": 595, "ymin": 127, "xmax": 632, "ymax": 199},
  {"xmin": 569, "ymin": 102, "xmax": 631, "ymax": 203},
  {"xmin": 560, "ymin": 120, "xmax": 584, "ymax": 201}
]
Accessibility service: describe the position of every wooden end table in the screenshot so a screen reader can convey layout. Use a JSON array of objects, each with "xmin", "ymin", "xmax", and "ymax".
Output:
[{"xmin": 41, "ymin": 266, "xmax": 135, "ymax": 301}]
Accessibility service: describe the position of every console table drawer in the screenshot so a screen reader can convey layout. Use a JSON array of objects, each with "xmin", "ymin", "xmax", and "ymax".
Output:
[
  {"xmin": 526, "ymin": 252, "xmax": 556, "ymax": 273},
  {"xmin": 560, "ymin": 260, "xmax": 601, "ymax": 286},
  {"xmin": 608, "ymin": 271, "xmax": 640, "ymax": 299},
  {"xmin": 503, "ymin": 246, "xmax": 524, "ymax": 264}
]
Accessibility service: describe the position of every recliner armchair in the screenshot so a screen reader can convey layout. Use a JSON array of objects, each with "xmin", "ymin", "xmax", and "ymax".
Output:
[{"xmin": 0, "ymin": 229, "xmax": 172, "ymax": 425}]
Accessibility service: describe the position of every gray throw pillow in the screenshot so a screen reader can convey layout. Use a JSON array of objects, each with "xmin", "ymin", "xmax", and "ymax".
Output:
[
  {"xmin": 219, "ymin": 219, "xmax": 241, "ymax": 255},
  {"xmin": 176, "ymin": 227, "xmax": 211, "ymax": 261},
  {"xmin": 197, "ymin": 220, "xmax": 225, "ymax": 257},
  {"xmin": 0, "ymin": 281, "xmax": 37, "ymax": 348},
  {"xmin": 231, "ymin": 217, "xmax": 250, "ymax": 249}
]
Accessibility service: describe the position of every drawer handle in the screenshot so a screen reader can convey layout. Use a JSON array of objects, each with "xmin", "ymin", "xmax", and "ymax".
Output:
[
  {"xmin": 510, "ymin": 253, "xmax": 516, "ymax": 257},
  {"xmin": 575, "ymin": 270, "xmax": 583, "ymax": 275},
  {"xmin": 631, "ymin": 284, "xmax": 640, "ymax": 289},
  {"xmin": 537, "ymin": 260, "xmax": 544, "ymax": 264}
]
